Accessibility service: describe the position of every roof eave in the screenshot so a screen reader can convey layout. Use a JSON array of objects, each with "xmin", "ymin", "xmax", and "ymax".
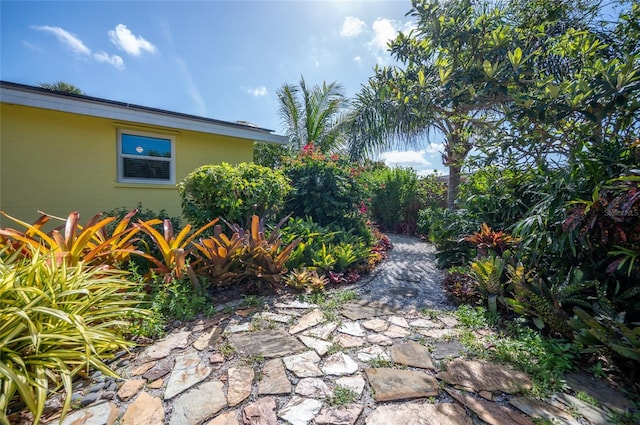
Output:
[{"xmin": 0, "ymin": 81, "xmax": 289, "ymax": 145}]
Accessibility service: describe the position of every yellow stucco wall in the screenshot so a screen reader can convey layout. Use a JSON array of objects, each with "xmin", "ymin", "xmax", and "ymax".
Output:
[{"xmin": 0, "ymin": 103, "xmax": 253, "ymax": 227}]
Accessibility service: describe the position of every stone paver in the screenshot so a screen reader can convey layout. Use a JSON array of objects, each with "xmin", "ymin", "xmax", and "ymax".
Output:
[
  {"xmin": 283, "ymin": 350, "xmax": 323, "ymax": 378},
  {"xmin": 390, "ymin": 340, "xmax": 434, "ymax": 369},
  {"xmin": 121, "ymin": 392, "xmax": 164, "ymax": 425},
  {"xmin": 227, "ymin": 367, "xmax": 254, "ymax": 406},
  {"xmin": 321, "ymin": 352, "xmax": 359, "ymax": 376},
  {"xmin": 289, "ymin": 309, "xmax": 325, "ymax": 334},
  {"xmin": 142, "ymin": 331, "xmax": 190, "ymax": 360},
  {"xmin": 228, "ymin": 329, "xmax": 305, "ymax": 358},
  {"xmin": 365, "ymin": 402, "xmax": 472, "ymax": 425},
  {"xmin": 258, "ymin": 359, "xmax": 291, "ymax": 395},
  {"xmin": 440, "ymin": 359, "xmax": 532, "ymax": 393},
  {"xmin": 34, "ymin": 234, "xmax": 633, "ymax": 425},
  {"xmin": 278, "ymin": 396, "xmax": 323, "ymax": 425},
  {"xmin": 315, "ymin": 404, "xmax": 363, "ymax": 425},
  {"xmin": 164, "ymin": 350, "xmax": 211, "ymax": 399},
  {"xmin": 242, "ymin": 397, "xmax": 278, "ymax": 425},
  {"xmin": 365, "ymin": 368, "xmax": 439, "ymax": 402},
  {"xmin": 446, "ymin": 388, "xmax": 533, "ymax": 425},
  {"xmin": 59, "ymin": 402, "xmax": 118, "ymax": 425},
  {"xmin": 169, "ymin": 381, "xmax": 226, "ymax": 425}
]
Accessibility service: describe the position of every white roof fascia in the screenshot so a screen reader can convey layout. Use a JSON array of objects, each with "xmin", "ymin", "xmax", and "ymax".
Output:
[{"xmin": 0, "ymin": 85, "xmax": 288, "ymax": 145}]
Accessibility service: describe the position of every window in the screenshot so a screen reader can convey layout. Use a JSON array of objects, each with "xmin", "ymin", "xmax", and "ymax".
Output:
[{"xmin": 117, "ymin": 130, "xmax": 175, "ymax": 184}]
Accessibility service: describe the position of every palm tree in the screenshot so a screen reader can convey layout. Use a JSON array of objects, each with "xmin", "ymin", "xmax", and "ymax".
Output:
[
  {"xmin": 346, "ymin": 64, "xmax": 479, "ymax": 211},
  {"xmin": 277, "ymin": 76, "xmax": 348, "ymax": 153},
  {"xmin": 38, "ymin": 81, "xmax": 84, "ymax": 95}
]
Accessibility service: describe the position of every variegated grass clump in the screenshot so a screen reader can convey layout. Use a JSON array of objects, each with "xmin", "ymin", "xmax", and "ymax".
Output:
[{"xmin": 0, "ymin": 249, "xmax": 147, "ymax": 425}]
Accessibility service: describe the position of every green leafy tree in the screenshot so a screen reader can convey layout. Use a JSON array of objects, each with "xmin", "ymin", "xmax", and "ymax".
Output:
[
  {"xmin": 278, "ymin": 76, "xmax": 348, "ymax": 153},
  {"xmin": 346, "ymin": 0, "xmax": 508, "ymax": 209},
  {"xmin": 38, "ymin": 81, "xmax": 84, "ymax": 94}
]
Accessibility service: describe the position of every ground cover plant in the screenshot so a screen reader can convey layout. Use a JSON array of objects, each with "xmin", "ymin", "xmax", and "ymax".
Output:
[{"xmin": 0, "ymin": 246, "xmax": 147, "ymax": 424}]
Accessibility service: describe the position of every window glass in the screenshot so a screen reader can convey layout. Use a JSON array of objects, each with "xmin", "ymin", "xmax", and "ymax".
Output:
[
  {"xmin": 121, "ymin": 134, "xmax": 171, "ymax": 158},
  {"xmin": 118, "ymin": 130, "xmax": 174, "ymax": 184}
]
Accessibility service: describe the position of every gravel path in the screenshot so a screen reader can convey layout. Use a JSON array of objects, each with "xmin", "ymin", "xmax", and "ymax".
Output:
[{"xmin": 350, "ymin": 233, "xmax": 454, "ymax": 312}]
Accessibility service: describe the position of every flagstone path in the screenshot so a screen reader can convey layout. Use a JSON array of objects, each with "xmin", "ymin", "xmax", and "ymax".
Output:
[{"xmin": 30, "ymin": 235, "xmax": 636, "ymax": 425}]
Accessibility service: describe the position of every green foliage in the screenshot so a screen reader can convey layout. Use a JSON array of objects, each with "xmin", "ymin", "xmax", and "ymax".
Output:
[
  {"xmin": 0, "ymin": 249, "xmax": 146, "ymax": 424},
  {"xmin": 464, "ymin": 223, "xmax": 518, "ymax": 257},
  {"xmin": 147, "ymin": 276, "xmax": 215, "ymax": 323},
  {"xmin": 280, "ymin": 216, "xmax": 373, "ymax": 274},
  {"xmin": 458, "ymin": 166, "xmax": 534, "ymax": 230},
  {"xmin": 365, "ymin": 166, "xmax": 422, "ymax": 234},
  {"xmin": 136, "ymin": 217, "xmax": 219, "ymax": 288},
  {"xmin": 417, "ymin": 207, "xmax": 475, "ymax": 268},
  {"xmin": 0, "ymin": 210, "xmax": 142, "ymax": 268},
  {"xmin": 326, "ymin": 385, "xmax": 359, "ymax": 406},
  {"xmin": 178, "ymin": 162, "xmax": 291, "ymax": 228},
  {"xmin": 192, "ymin": 215, "xmax": 300, "ymax": 288},
  {"xmin": 277, "ymin": 76, "xmax": 348, "ymax": 153},
  {"xmin": 442, "ymin": 266, "xmax": 482, "ymax": 305},
  {"xmin": 469, "ymin": 255, "xmax": 506, "ymax": 315},
  {"xmin": 38, "ymin": 81, "xmax": 84, "ymax": 94},
  {"xmin": 570, "ymin": 308, "xmax": 640, "ymax": 364},
  {"xmin": 283, "ymin": 145, "xmax": 366, "ymax": 228},
  {"xmin": 284, "ymin": 268, "xmax": 328, "ymax": 293},
  {"xmin": 506, "ymin": 265, "xmax": 593, "ymax": 338},
  {"xmin": 303, "ymin": 289, "xmax": 358, "ymax": 318},
  {"xmin": 190, "ymin": 223, "xmax": 245, "ymax": 286},
  {"xmin": 454, "ymin": 305, "xmax": 496, "ymax": 329},
  {"xmin": 482, "ymin": 320, "xmax": 577, "ymax": 397},
  {"xmin": 253, "ymin": 142, "xmax": 292, "ymax": 168}
]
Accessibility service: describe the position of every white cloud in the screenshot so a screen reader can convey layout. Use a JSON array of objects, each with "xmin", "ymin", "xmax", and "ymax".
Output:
[
  {"xmin": 379, "ymin": 148, "xmax": 446, "ymax": 175},
  {"xmin": 380, "ymin": 149, "xmax": 433, "ymax": 167},
  {"xmin": 370, "ymin": 18, "xmax": 397, "ymax": 51},
  {"xmin": 93, "ymin": 51, "xmax": 125, "ymax": 70},
  {"xmin": 33, "ymin": 24, "xmax": 126, "ymax": 69},
  {"xmin": 340, "ymin": 16, "xmax": 366, "ymax": 37},
  {"xmin": 109, "ymin": 24, "xmax": 157, "ymax": 56},
  {"xmin": 354, "ymin": 55, "xmax": 362, "ymax": 63},
  {"xmin": 32, "ymin": 25, "xmax": 90, "ymax": 55},
  {"xmin": 424, "ymin": 142, "xmax": 445, "ymax": 154},
  {"xmin": 367, "ymin": 18, "xmax": 415, "ymax": 65},
  {"xmin": 247, "ymin": 86, "xmax": 268, "ymax": 97}
]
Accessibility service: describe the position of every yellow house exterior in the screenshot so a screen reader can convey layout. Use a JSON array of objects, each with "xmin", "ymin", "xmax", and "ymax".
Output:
[{"xmin": 0, "ymin": 81, "xmax": 287, "ymax": 227}]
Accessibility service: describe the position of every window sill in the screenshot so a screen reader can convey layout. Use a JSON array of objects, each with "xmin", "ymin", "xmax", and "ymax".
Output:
[{"xmin": 114, "ymin": 183, "xmax": 176, "ymax": 190}]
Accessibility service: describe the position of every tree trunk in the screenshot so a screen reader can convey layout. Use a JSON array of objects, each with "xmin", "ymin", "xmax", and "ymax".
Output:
[{"xmin": 447, "ymin": 163, "xmax": 461, "ymax": 210}]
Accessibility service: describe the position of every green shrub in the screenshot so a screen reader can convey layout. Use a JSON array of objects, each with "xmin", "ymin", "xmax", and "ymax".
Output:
[
  {"xmin": 253, "ymin": 142, "xmax": 292, "ymax": 168},
  {"xmin": 147, "ymin": 275, "xmax": 214, "ymax": 323},
  {"xmin": 0, "ymin": 249, "xmax": 146, "ymax": 424},
  {"xmin": 417, "ymin": 207, "xmax": 474, "ymax": 268},
  {"xmin": 366, "ymin": 167, "xmax": 422, "ymax": 234},
  {"xmin": 282, "ymin": 145, "xmax": 365, "ymax": 228},
  {"xmin": 279, "ymin": 216, "xmax": 373, "ymax": 273},
  {"xmin": 178, "ymin": 162, "xmax": 291, "ymax": 228}
]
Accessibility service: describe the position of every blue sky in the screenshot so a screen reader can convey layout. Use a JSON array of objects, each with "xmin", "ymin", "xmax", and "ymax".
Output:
[{"xmin": 0, "ymin": 0, "xmax": 447, "ymax": 174}]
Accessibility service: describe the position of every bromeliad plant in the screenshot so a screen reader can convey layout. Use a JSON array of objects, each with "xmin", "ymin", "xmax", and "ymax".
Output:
[
  {"xmin": 0, "ymin": 210, "xmax": 142, "ymax": 267},
  {"xmin": 190, "ymin": 223, "xmax": 245, "ymax": 286},
  {"xmin": 463, "ymin": 223, "xmax": 517, "ymax": 257},
  {"xmin": 191, "ymin": 215, "xmax": 301, "ymax": 288},
  {"xmin": 469, "ymin": 254, "xmax": 506, "ymax": 315},
  {"xmin": 232, "ymin": 215, "xmax": 300, "ymax": 285},
  {"xmin": 0, "ymin": 248, "xmax": 146, "ymax": 425},
  {"xmin": 136, "ymin": 217, "xmax": 219, "ymax": 288}
]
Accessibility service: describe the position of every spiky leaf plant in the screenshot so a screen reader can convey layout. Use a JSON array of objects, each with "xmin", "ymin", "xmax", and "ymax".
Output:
[
  {"xmin": 0, "ymin": 249, "xmax": 146, "ymax": 424},
  {"xmin": 469, "ymin": 254, "xmax": 506, "ymax": 315}
]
